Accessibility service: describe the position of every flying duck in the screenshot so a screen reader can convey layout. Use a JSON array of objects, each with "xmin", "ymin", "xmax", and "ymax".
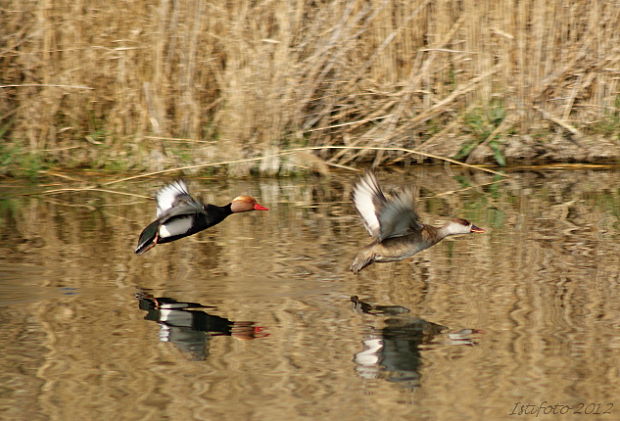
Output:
[
  {"xmin": 135, "ymin": 180, "xmax": 268, "ymax": 255},
  {"xmin": 350, "ymin": 171, "xmax": 485, "ymax": 273}
]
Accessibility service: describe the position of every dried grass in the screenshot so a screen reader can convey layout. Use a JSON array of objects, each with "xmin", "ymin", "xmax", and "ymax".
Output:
[{"xmin": 1, "ymin": 0, "xmax": 618, "ymax": 173}]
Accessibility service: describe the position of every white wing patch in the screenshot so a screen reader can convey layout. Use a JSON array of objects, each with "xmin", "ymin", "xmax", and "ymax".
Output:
[
  {"xmin": 159, "ymin": 216, "xmax": 193, "ymax": 238},
  {"xmin": 352, "ymin": 172, "xmax": 384, "ymax": 238},
  {"xmin": 156, "ymin": 180, "xmax": 190, "ymax": 217}
]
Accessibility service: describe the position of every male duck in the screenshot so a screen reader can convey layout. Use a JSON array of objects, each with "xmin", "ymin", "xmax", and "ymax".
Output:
[
  {"xmin": 135, "ymin": 180, "xmax": 268, "ymax": 255},
  {"xmin": 350, "ymin": 171, "xmax": 485, "ymax": 273}
]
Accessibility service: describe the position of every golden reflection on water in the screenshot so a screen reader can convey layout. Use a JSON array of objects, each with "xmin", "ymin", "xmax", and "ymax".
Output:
[{"xmin": 0, "ymin": 168, "xmax": 619, "ymax": 421}]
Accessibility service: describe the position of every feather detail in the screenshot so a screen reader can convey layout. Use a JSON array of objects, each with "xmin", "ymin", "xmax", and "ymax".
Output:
[
  {"xmin": 352, "ymin": 171, "xmax": 387, "ymax": 238},
  {"xmin": 158, "ymin": 216, "xmax": 193, "ymax": 238},
  {"xmin": 135, "ymin": 220, "xmax": 160, "ymax": 255},
  {"xmin": 377, "ymin": 189, "xmax": 421, "ymax": 240},
  {"xmin": 352, "ymin": 171, "xmax": 421, "ymax": 240},
  {"xmin": 156, "ymin": 180, "xmax": 192, "ymax": 217}
]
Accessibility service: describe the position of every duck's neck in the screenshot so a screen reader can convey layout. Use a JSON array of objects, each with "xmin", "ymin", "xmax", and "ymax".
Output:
[
  {"xmin": 421, "ymin": 224, "xmax": 445, "ymax": 246},
  {"xmin": 202, "ymin": 203, "xmax": 233, "ymax": 226},
  {"xmin": 221, "ymin": 203, "xmax": 233, "ymax": 215}
]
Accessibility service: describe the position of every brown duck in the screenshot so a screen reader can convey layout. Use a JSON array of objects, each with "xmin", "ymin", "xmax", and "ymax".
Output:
[{"xmin": 350, "ymin": 171, "xmax": 485, "ymax": 273}]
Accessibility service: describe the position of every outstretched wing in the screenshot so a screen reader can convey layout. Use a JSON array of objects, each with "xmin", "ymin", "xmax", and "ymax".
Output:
[
  {"xmin": 377, "ymin": 189, "xmax": 421, "ymax": 240},
  {"xmin": 352, "ymin": 171, "xmax": 388, "ymax": 239},
  {"xmin": 155, "ymin": 180, "xmax": 203, "ymax": 218},
  {"xmin": 352, "ymin": 171, "xmax": 422, "ymax": 240}
]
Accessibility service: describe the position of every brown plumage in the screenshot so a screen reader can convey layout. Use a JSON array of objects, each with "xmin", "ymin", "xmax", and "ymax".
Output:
[{"xmin": 350, "ymin": 171, "xmax": 485, "ymax": 273}]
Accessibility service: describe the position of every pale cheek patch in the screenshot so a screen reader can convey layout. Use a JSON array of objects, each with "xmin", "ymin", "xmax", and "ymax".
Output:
[{"xmin": 159, "ymin": 217, "xmax": 193, "ymax": 238}]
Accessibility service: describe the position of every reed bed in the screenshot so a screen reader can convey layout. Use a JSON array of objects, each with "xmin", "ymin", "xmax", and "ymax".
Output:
[{"xmin": 1, "ymin": 0, "xmax": 619, "ymax": 174}]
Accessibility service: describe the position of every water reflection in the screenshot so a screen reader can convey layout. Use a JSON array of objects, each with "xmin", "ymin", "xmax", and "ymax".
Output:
[
  {"xmin": 1, "ymin": 169, "xmax": 619, "ymax": 421},
  {"xmin": 136, "ymin": 291, "xmax": 268, "ymax": 360},
  {"xmin": 351, "ymin": 296, "xmax": 480, "ymax": 387}
]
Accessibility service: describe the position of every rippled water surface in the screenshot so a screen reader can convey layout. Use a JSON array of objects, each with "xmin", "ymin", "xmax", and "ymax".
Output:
[{"xmin": 1, "ymin": 168, "xmax": 619, "ymax": 421}]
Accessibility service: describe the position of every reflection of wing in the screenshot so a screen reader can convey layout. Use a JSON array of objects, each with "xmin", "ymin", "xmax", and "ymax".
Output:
[
  {"xmin": 352, "ymin": 171, "xmax": 388, "ymax": 239},
  {"xmin": 352, "ymin": 171, "xmax": 422, "ymax": 241},
  {"xmin": 155, "ymin": 181, "xmax": 203, "ymax": 218}
]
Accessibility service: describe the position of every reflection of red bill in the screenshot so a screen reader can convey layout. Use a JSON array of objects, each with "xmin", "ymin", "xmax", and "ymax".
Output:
[
  {"xmin": 231, "ymin": 324, "xmax": 270, "ymax": 340},
  {"xmin": 253, "ymin": 326, "xmax": 270, "ymax": 338}
]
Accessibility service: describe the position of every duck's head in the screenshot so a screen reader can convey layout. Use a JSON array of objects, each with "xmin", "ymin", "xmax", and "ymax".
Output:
[
  {"xmin": 445, "ymin": 218, "xmax": 486, "ymax": 235},
  {"xmin": 231, "ymin": 195, "xmax": 269, "ymax": 213}
]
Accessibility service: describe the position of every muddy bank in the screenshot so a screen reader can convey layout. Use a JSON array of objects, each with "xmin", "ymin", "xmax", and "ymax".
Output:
[
  {"xmin": 1, "ymin": 135, "xmax": 617, "ymax": 179},
  {"xmin": 437, "ymin": 135, "xmax": 619, "ymax": 166}
]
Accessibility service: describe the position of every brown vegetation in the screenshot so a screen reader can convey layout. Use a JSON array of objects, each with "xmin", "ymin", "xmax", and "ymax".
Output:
[{"xmin": 1, "ymin": 0, "xmax": 619, "ymax": 174}]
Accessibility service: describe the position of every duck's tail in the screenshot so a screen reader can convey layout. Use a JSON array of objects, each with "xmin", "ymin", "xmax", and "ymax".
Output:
[
  {"xmin": 135, "ymin": 220, "xmax": 159, "ymax": 255},
  {"xmin": 350, "ymin": 248, "xmax": 375, "ymax": 274}
]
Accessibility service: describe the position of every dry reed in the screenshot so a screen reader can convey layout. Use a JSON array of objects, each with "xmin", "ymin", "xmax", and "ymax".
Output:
[{"xmin": 1, "ymin": 0, "xmax": 618, "ymax": 174}]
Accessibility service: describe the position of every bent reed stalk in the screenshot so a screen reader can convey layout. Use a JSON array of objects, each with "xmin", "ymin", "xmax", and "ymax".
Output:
[
  {"xmin": 99, "ymin": 145, "xmax": 506, "ymax": 187},
  {"xmin": 1, "ymin": 0, "xmax": 618, "ymax": 173}
]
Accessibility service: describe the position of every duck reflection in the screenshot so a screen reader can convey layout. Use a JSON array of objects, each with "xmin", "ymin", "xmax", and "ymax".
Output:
[
  {"xmin": 351, "ymin": 296, "xmax": 480, "ymax": 387},
  {"xmin": 136, "ymin": 291, "xmax": 268, "ymax": 360}
]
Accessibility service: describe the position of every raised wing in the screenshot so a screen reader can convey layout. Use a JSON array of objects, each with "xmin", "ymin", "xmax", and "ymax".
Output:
[
  {"xmin": 377, "ymin": 189, "xmax": 421, "ymax": 240},
  {"xmin": 155, "ymin": 180, "xmax": 201, "ymax": 217},
  {"xmin": 352, "ymin": 171, "xmax": 422, "ymax": 240},
  {"xmin": 352, "ymin": 171, "xmax": 388, "ymax": 239}
]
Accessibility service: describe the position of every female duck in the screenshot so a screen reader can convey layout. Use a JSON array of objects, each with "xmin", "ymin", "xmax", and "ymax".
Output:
[
  {"xmin": 135, "ymin": 180, "xmax": 268, "ymax": 255},
  {"xmin": 350, "ymin": 171, "xmax": 485, "ymax": 273}
]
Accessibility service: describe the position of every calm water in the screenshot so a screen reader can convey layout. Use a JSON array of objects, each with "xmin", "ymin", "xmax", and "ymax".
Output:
[{"xmin": 1, "ymin": 168, "xmax": 619, "ymax": 421}]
